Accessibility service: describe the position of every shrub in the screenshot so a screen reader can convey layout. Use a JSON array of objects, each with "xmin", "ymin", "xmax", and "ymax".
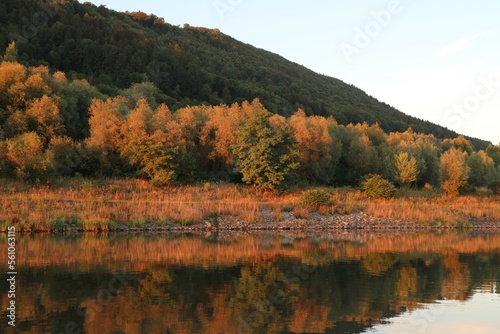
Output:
[
  {"xmin": 293, "ymin": 206, "xmax": 311, "ymax": 219},
  {"xmin": 300, "ymin": 189, "xmax": 331, "ymax": 207},
  {"xmin": 361, "ymin": 174, "xmax": 396, "ymax": 199}
]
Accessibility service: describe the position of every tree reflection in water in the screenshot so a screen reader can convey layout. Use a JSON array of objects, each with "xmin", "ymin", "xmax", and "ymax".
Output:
[{"xmin": 0, "ymin": 232, "xmax": 499, "ymax": 333}]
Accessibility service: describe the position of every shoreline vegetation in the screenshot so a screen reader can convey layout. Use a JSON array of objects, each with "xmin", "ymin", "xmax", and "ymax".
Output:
[
  {"xmin": 1, "ymin": 54, "xmax": 500, "ymax": 234},
  {"xmin": 1, "ymin": 178, "xmax": 499, "ymax": 233}
]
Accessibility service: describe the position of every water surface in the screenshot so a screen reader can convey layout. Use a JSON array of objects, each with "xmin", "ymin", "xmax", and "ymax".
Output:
[{"xmin": 1, "ymin": 231, "xmax": 499, "ymax": 333}]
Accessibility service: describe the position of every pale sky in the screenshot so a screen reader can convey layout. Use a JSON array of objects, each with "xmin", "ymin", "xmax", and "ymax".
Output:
[{"xmin": 88, "ymin": 0, "xmax": 500, "ymax": 145}]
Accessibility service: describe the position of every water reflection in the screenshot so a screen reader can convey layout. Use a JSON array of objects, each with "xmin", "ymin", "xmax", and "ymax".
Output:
[
  {"xmin": 365, "ymin": 285, "xmax": 500, "ymax": 334},
  {"xmin": 0, "ymin": 232, "xmax": 499, "ymax": 333}
]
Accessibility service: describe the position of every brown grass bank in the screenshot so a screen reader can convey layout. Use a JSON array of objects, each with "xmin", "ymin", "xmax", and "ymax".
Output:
[{"xmin": 0, "ymin": 178, "xmax": 499, "ymax": 232}]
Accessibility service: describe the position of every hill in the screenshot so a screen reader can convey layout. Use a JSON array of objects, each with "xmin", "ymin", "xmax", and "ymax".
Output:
[{"xmin": 0, "ymin": 0, "xmax": 490, "ymax": 149}]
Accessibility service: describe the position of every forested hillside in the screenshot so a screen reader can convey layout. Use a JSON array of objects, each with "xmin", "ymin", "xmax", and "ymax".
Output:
[{"xmin": 0, "ymin": 0, "xmax": 489, "ymax": 149}]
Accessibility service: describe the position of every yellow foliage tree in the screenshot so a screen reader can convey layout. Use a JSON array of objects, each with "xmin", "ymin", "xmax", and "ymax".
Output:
[
  {"xmin": 394, "ymin": 152, "xmax": 418, "ymax": 187},
  {"xmin": 5, "ymin": 132, "xmax": 50, "ymax": 180},
  {"xmin": 200, "ymin": 103, "xmax": 246, "ymax": 166},
  {"xmin": 86, "ymin": 97, "xmax": 125, "ymax": 151},
  {"xmin": 289, "ymin": 109, "xmax": 341, "ymax": 184},
  {"xmin": 440, "ymin": 148, "xmax": 470, "ymax": 196},
  {"xmin": 25, "ymin": 95, "xmax": 64, "ymax": 142}
]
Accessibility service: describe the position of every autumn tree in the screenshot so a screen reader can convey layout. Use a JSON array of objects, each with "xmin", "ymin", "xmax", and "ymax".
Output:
[
  {"xmin": 231, "ymin": 107, "xmax": 299, "ymax": 191},
  {"xmin": 440, "ymin": 148, "xmax": 470, "ymax": 196},
  {"xmin": 442, "ymin": 136, "xmax": 474, "ymax": 154},
  {"xmin": 2, "ymin": 41, "xmax": 18, "ymax": 62},
  {"xmin": 25, "ymin": 95, "xmax": 64, "ymax": 143},
  {"xmin": 150, "ymin": 103, "xmax": 172, "ymax": 133},
  {"xmin": 289, "ymin": 109, "xmax": 341, "ymax": 185},
  {"xmin": 85, "ymin": 97, "xmax": 127, "ymax": 175},
  {"xmin": 200, "ymin": 103, "xmax": 246, "ymax": 169},
  {"xmin": 120, "ymin": 98, "xmax": 153, "ymax": 161},
  {"xmin": 5, "ymin": 132, "xmax": 51, "ymax": 180},
  {"xmin": 393, "ymin": 152, "xmax": 418, "ymax": 188}
]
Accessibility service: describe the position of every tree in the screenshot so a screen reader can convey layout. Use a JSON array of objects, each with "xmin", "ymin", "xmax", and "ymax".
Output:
[
  {"xmin": 48, "ymin": 136, "xmax": 90, "ymax": 176},
  {"xmin": 466, "ymin": 150, "xmax": 495, "ymax": 188},
  {"xmin": 440, "ymin": 148, "xmax": 470, "ymax": 196},
  {"xmin": 85, "ymin": 97, "xmax": 126, "ymax": 175},
  {"xmin": 25, "ymin": 95, "xmax": 64, "ymax": 143},
  {"xmin": 54, "ymin": 78, "xmax": 104, "ymax": 140},
  {"xmin": 200, "ymin": 103, "xmax": 246, "ymax": 168},
  {"xmin": 126, "ymin": 131, "xmax": 181, "ymax": 187},
  {"xmin": 120, "ymin": 98, "xmax": 153, "ymax": 161},
  {"xmin": 2, "ymin": 42, "xmax": 18, "ymax": 62},
  {"xmin": 5, "ymin": 132, "xmax": 50, "ymax": 180},
  {"xmin": 289, "ymin": 109, "xmax": 341, "ymax": 185},
  {"xmin": 86, "ymin": 97, "xmax": 125, "ymax": 151},
  {"xmin": 486, "ymin": 144, "xmax": 500, "ymax": 167},
  {"xmin": 346, "ymin": 132, "xmax": 379, "ymax": 181},
  {"xmin": 442, "ymin": 136, "xmax": 474, "ymax": 154},
  {"xmin": 388, "ymin": 130, "xmax": 441, "ymax": 187},
  {"xmin": 231, "ymin": 107, "xmax": 299, "ymax": 191},
  {"xmin": 394, "ymin": 152, "xmax": 418, "ymax": 187}
]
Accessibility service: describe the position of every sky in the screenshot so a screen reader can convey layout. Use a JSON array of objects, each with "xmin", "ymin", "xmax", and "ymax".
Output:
[{"xmin": 89, "ymin": 0, "xmax": 500, "ymax": 144}]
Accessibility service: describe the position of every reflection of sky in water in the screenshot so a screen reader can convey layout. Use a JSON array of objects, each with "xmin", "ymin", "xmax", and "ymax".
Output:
[{"xmin": 365, "ymin": 286, "xmax": 500, "ymax": 334}]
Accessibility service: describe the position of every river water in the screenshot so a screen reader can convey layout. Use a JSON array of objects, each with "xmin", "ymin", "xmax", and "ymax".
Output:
[{"xmin": 1, "ymin": 231, "xmax": 499, "ymax": 333}]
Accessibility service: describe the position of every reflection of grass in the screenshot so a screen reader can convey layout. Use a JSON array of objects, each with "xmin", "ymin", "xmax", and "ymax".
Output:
[{"xmin": 0, "ymin": 178, "xmax": 499, "ymax": 231}]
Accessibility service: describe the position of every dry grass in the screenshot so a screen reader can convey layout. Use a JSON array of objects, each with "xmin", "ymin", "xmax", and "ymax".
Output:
[
  {"xmin": 0, "ymin": 178, "xmax": 297, "ymax": 231},
  {"xmin": 0, "ymin": 178, "xmax": 499, "ymax": 231}
]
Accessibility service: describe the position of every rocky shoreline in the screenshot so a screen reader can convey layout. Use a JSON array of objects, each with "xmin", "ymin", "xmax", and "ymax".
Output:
[{"xmin": 13, "ymin": 210, "xmax": 497, "ymax": 234}]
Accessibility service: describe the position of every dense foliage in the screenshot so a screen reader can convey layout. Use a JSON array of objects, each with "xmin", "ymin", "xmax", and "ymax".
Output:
[
  {"xmin": 300, "ymin": 189, "xmax": 332, "ymax": 207},
  {"xmin": 361, "ymin": 174, "xmax": 396, "ymax": 199},
  {"xmin": 0, "ymin": 0, "xmax": 489, "ymax": 150},
  {"xmin": 1, "ymin": 55, "xmax": 500, "ymax": 193}
]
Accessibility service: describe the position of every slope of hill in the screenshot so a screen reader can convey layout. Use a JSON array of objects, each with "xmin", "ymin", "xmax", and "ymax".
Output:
[{"xmin": 0, "ymin": 0, "xmax": 490, "ymax": 149}]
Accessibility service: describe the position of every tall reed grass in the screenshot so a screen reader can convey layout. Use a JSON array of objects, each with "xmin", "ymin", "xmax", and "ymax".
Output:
[{"xmin": 0, "ymin": 178, "xmax": 499, "ymax": 231}]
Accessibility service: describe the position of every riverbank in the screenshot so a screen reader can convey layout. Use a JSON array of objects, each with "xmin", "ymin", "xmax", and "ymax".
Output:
[{"xmin": 1, "ymin": 178, "xmax": 499, "ymax": 233}]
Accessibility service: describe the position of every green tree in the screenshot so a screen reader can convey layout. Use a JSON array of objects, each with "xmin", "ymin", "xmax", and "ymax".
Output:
[
  {"xmin": 48, "ymin": 136, "xmax": 90, "ymax": 176},
  {"xmin": 127, "ymin": 131, "xmax": 181, "ymax": 187},
  {"xmin": 466, "ymin": 150, "xmax": 495, "ymax": 188},
  {"xmin": 486, "ymin": 144, "xmax": 500, "ymax": 167},
  {"xmin": 388, "ymin": 130, "xmax": 441, "ymax": 187},
  {"xmin": 394, "ymin": 152, "xmax": 418, "ymax": 187},
  {"xmin": 231, "ymin": 106, "xmax": 299, "ymax": 191},
  {"xmin": 440, "ymin": 148, "xmax": 470, "ymax": 196}
]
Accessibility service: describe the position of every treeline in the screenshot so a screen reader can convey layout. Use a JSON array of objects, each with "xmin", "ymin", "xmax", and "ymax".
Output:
[
  {"xmin": 0, "ymin": 0, "xmax": 490, "ymax": 149},
  {"xmin": 1, "ymin": 57, "xmax": 499, "ymax": 194}
]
